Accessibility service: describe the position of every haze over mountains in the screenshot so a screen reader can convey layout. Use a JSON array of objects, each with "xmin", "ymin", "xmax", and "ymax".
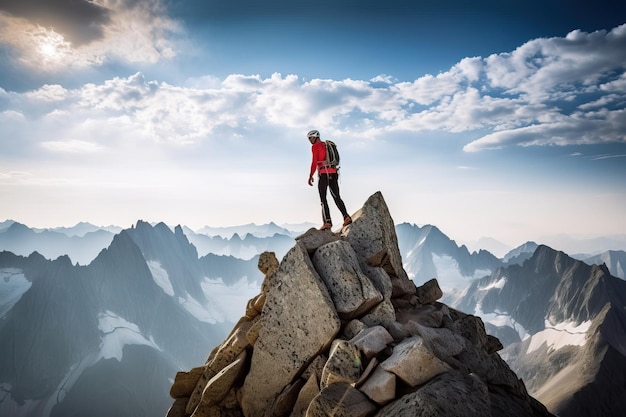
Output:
[{"xmin": 1, "ymin": 211, "xmax": 625, "ymax": 417}]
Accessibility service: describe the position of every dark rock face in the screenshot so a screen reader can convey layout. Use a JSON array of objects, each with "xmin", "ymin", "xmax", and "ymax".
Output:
[{"xmin": 168, "ymin": 192, "xmax": 553, "ymax": 417}]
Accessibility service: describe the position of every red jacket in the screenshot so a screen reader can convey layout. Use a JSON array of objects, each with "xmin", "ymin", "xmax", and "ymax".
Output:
[{"xmin": 309, "ymin": 140, "xmax": 338, "ymax": 177}]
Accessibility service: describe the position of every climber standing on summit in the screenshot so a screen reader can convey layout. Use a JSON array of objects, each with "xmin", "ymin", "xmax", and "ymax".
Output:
[{"xmin": 307, "ymin": 129, "xmax": 352, "ymax": 231}]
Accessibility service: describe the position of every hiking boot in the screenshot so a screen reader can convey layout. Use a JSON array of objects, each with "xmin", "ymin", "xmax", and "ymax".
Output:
[
  {"xmin": 320, "ymin": 222, "xmax": 332, "ymax": 231},
  {"xmin": 342, "ymin": 216, "xmax": 352, "ymax": 227}
]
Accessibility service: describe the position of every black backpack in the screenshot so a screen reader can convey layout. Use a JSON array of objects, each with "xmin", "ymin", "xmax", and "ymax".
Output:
[{"xmin": 324, "ymin": 140, "xmax": 340, "ymax": 168}]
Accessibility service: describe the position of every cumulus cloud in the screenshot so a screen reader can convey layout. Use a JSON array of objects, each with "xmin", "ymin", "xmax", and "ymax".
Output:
[
  {"xmin": 0, "ymin": 0, "xmax": 180, "ymax": 72},
  {"xmin": 1, "ymin": 24, "xmax": 625, "ymax": 159}
]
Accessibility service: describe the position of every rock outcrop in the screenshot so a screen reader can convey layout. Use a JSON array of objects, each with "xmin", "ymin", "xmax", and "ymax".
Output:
[{"xmin": 167, "ymin": 191, "xmax": 554, "ymax": 417}]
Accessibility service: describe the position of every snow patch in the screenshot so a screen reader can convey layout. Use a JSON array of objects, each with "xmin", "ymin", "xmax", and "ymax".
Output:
[
  {"xmin": 202, "ymin": 276, "xmax": 261, "ymax": 323},
  {"xmin": 175, "ymin": 276, "xmax": 261, "ymax": 324},
  {"xmin": 178, "ymin": 293, "xmax": 219, "ymax": 324},
  {"xmin": 147, "ymin": 260, "xmax": 174, "ymax": 296},
  {"xmin": 526, "ymin": 319, "xmax": 592, "ymax": 354},
  {"xmin": 475, "ymin": 302, "xmax": 530, "ymax": 341},
  {"xmin": 97, "ymin": 310, "xmax": 160, "ymax": 362},
  {"xmin": 480, "ymin": 277, "xmax": 506, "ymax": 291},
  {"xmin": 0, "ymin": 268, "xmax": 31, "ymax": 318},
  {"xmin": 432, "ymin": 254, "xmax": 487, "ymax": 291}
]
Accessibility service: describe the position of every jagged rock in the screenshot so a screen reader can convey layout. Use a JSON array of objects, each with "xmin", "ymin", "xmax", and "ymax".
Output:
[
  {"xmin": 270, "ymin": 378, "xmax": 306, "ymax": 417},
  {"xmin": 344, "ymin": 191, "xmax": 408, "ymax": 281},
  {"xmin": 258, "ymin": 251, "xmax": 279, "ymax": 276},
  {"xmin": 197, "ymin": 350, "xmax": 247, "ymax": 408},
  {"xmin": 359, "ymin": 366, "xmax": 396, "ymax": 405},
  {"xmin": 387, "ymin": 321, "xmax": 411, "ymax": 341},
  {"xmin": 306, "ymin": 382, "xmax": 377, "ymax": 417},
  {"xmin": 344, "ymin": 319, "xmax": 367, "ymax": 339},
  {"xmin": 320, "ymin": 340, "xmax": 363, "ymax": 388},
  {"xmin": 240, "ymin": 242, "xmax": 341, "ymax": 417},
  {"xmin": 396, "ymin": 303, "xmax": 444, "ymax": 327},
  {"xmin": 186, "ymin": 319, "xmax": 253, "ymax": 414},
  {"xmin": 312, "ymin": 240, "xmax": 383, "ymax": 319},
  {"xmin": 406, "ymin": 321, "xmax": 466, "ymax": 359},
  {"xmin": 355, "ymin": 357, "xmax": 379, "ymax": 387},
  {"xmin": 167, "ymin": 398, "xmax": 188, "ymax": 417},
  {"xmin": 415, "ymin": 278, "xmax": 443, "ymax": 304},
  {"xmin": 374, "ymin": 371, "xmax": 490, "ymax": 417},
  {"xmin": 390, "ymin": 276, "xmax": 417, "ymax": 298},
  {"xmin": 301, "ymin": 355, "xmax": 327, "ymax": 381},
  {"xmin": 380, "ymin": 335, "xmax": 451, "ymax": 387},
  {"xmin": 170, "ymin": 366, "xmax": 205, "ymax": 398},
  {"xmin": 360, "ymin": 298, "xmax": 396, "ymax": 328},
  {"xmin": 290, "ymin": 373, "xmax": 320, "ymax": 417},
  {"xmin": 349, "ymin": 325, "xmax": 394, "ymax": 360},
  {"xmin": 167, "ymin": 192, "xmax": 555, "ymax": 417},
  {"xmin": 295, "ymin": 228, "xmax": 342, "ymax": 253}
]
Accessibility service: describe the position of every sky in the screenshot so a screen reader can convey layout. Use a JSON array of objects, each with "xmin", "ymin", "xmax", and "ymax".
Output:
[{"xmin": 0, "ymin": 0, "xmax": 625, "ymax": 250}]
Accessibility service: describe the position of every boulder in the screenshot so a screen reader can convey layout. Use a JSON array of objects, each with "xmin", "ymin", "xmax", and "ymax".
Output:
[
  {"xmin": 313, "ymin": 240, "xmax": 383, "ymax": 319},
  {"xmin": 374, "ymin": 371, "xmax": 490, "ymax": 417},
  {"xmin": 349, "ymin": 326, "xmax": 394, "ymax": 360},
  {"xmin": 306, "ymin": 382, "xmax": 377, "ymax": 417},
  {"xmin": 240, "ymin": 243, "xmax": 341, "ymax": 417},
  {"xmin": 359, "ymin": 366, "xmax": 396, "ymax": 405},
  {"xmin": 320, "ymin": 340, "xmax": 363, "ymax": 388},
  {"xmin": 343, "ymin": 191, "xmax": 408, "ymax": 281},
  {"xmin": 380, "ymin": 335, "xmax": 451, "ymax": 387}
]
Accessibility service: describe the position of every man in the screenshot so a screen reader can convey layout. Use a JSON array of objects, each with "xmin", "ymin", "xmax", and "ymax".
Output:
[{"xmin": 307, "ymin": 129, "xmax": 352, "ymax": 230}]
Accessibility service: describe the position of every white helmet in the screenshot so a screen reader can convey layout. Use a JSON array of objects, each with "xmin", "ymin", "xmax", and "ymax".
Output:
[{"xmin": 307, "ymin": 129, "xmax": 320, "ymax": 138}]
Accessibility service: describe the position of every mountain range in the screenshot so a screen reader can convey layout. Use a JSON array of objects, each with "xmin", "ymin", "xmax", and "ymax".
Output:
[
  {"xmin": 1, "ymin": 210, "xmax": 625, "ymax": 416},
  {"xmin": 456, "ymin": 245, "xmax": 626, "ymax": 416}
]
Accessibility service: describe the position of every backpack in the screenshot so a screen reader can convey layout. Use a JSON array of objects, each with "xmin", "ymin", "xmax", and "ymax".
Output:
[{"xmin": 324, "ymin": 140, "xmax": 340, "ymax": 168}]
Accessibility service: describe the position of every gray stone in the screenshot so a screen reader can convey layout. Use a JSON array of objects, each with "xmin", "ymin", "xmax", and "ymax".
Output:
[
  {"xmin": 306, "ymin": 382, "xmax": 377, "ymax": 417},
  {"xmin": 396, "ymin": 304, "xmax": 443, "ymax": 328},
  {"xmin": 170, "ymin": 366, "xmax": 205, "ymax": 399},
  {"xmin": 374, "ymin": 371, "xmax": 490, "ymax": 417},
  {"xmin": 405, "ymin": 321, "xmax": 466, "ymax": 359},
  {"xmin": 359, "ymin": 366, "xmax": 396, "ymax": 405},
  {"xmin": 321, "ymin": 340, "xmax": 363, "ymax": 388},
  {"xmin": 343, "ymin": 191, "xmax": 408, "ymax": 281},
  {"xmin": 343, "ymin": 319, "xmax": 367, "ymax": 339},
  {"xmin": 187, "ymin": 319, "xmax": 253, "ymax": 414},
  {"xmin": 349, "ymin": 325, "xmax": 394, "ymax": 359},
  {"xmin": 295, "ymin": 228, "xmax": 342, "ymax": 254},
  {"xmin": 415, "ymin": 278, "xmax": 443, "ymax": 304},
  {"xmin": 313, "ymin": 240, "xmax": 383, "ymax": 320},
  {"xmin": 198, "ymin": 350, "xmax": 247, "ymax": 408},
  {"xmin": 386, "ymin": 321, "xmax": 410, "ymax": 342},
  {"xmin": 380, "ymin": 335, "xmax": 451, "ymax": 387},
  {"xmin": 360, "ymin": 298, "xmax": 396, "ymax": 328},
  {"xmin": 240, "ymin": 243, "xmax": 341, "ymax": 417},
  {"xmin": 290, "ymin": 373, "xmax": 320, "ymax": 417}
]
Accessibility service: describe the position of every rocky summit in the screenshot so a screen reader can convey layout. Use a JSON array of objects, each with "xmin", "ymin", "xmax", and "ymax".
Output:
[{"xmin": 166, "ymin": 191, "xmax": 553, "ymax": 417}]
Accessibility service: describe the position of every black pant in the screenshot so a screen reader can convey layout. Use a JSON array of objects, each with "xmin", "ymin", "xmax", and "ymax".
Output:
[{"xmin": 318, "ymin": 173, "xmax": 349, "ymax": 224}]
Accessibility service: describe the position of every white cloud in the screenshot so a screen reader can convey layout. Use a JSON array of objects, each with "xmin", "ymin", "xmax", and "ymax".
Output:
[
  {"xmin": 1, "ymin": 24, "xmax": 625, "ymax": 160},
  {"xmin": 41, "ymin": 139, "xmax": 103, "ymax": 153}
]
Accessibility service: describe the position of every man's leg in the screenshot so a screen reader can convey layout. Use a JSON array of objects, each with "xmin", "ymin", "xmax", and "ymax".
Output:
[
  {"xmin": 318, "ymin": 174, "xmax": 332, "ymax": 225},
  {"xmin": 328, "ymin": 173, "xmax": 349, "ymax": 219}
]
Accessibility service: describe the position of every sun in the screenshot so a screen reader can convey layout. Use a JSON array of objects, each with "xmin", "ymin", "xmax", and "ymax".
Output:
[
  {"xmin": 34, "ymin": 28, "xmax": 69, "ymax": 62},
  {"xmin": 40, "ymin": 41, "xmax": 58, "ymax": 57}
]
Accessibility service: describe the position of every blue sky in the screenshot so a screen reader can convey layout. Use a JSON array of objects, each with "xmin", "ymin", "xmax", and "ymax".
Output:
[{"xmin": 0, "ymin": 0, "xmax": 625, "ymax": 250}]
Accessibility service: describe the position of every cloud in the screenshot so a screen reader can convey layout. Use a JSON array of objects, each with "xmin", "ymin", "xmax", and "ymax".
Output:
[
  {"xmin": 1, "ymin": 24, "xmax": 625, "ymax": 161},
  {"xmin": 0, "ymin": 0, "xmax": 180, "ymax": 72},
  {"xmin": 0, "ymin": 0, "xmax": 111, "ymax": 45}
]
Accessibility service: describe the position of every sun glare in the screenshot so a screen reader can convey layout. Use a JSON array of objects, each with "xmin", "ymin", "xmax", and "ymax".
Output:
[
  {"xmin": 34, "ymin": 29, "xmax": 69, "ymax": 64},
  {"xmin": 40, "ymin": 42, "xmax": 58, "ymax": 57}
]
